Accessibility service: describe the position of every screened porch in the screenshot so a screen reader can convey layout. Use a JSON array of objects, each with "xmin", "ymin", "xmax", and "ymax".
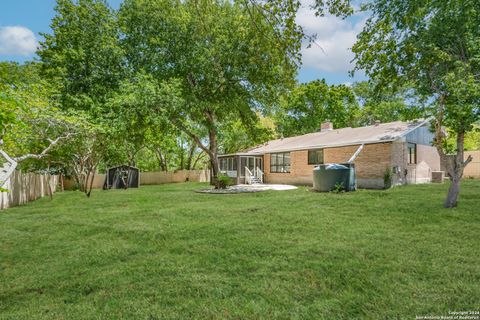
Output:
[{"xmin": 218, "ymin": 154, "xmax": 264, "ymax": 184}]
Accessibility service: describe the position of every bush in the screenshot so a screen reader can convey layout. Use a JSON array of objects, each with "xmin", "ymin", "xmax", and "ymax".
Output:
[
  {"xmin": 216, "ymin": 175, "xmax": 233, "ymax": 189},
  {"xmin": 384, "ymin": 167, "xmax": 393, "ymax": 189},
  {"xmin": 331, "ymin": 182, "xmax": 345, "ymax": 193}
]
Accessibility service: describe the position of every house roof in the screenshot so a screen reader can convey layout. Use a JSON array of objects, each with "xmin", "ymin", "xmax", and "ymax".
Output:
[{"xmin": 234, "ymin": 120, "xmax": 429, "ymax": 155}]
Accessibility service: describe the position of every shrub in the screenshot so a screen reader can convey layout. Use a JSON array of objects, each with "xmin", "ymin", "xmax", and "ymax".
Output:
[
  {"xmin": 384, "ymin": 167, "xmax": 393, "ymax": 189},
  {"xmin": 331, "ymin": 182, "xmax": 345, "ymax": 193},
  {"xmin": 216, "ymin": 175, "xmax": 233, "ymax": 189}
]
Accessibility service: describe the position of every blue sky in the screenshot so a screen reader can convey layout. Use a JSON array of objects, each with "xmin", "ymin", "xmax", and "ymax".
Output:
[{"xmin": 0, "ymin": 0, "xmax": 367, "ymax": 85}]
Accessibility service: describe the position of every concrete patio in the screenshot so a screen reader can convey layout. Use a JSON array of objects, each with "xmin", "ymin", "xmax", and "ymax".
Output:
[{"xmin": 197, "ymin": 184, "xmax": 298, "ymax": 194}]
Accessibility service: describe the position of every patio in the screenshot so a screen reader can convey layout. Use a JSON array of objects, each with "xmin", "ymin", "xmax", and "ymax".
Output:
[{"xmin": 197, "ymin": 184, "xmax": 298, "ymax": 194}]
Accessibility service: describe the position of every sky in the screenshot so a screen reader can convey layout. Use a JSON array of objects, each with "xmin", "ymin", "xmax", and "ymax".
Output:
[{"xmin": 0, "ymin": 0, "xmax": 367, "ymax": 85}]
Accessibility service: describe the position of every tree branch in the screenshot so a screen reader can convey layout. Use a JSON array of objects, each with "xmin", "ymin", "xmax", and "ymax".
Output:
[
  {"xmin": 13, "ymin": 133, "xmax": 73, "ymax": 162},
  {"xmin": 171, "ymin": 118, "xmax": 213, "ymax": 158}
]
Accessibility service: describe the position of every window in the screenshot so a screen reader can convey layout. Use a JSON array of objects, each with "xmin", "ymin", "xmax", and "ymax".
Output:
[
  {"xmin": 270, "ymin": 153, "xmax": 291, "ymax": 173},
  {"xmin": 308, "ymin": 149, "xmax": 324, "ymax": 165},
  {"xmin": 220, "ymin": 158, "xmax": 227, "ymax": 171},
  {"xmin": 219, "ymin": 157, "xmax": 237, "ymax": 171},
  {"xmin": 232, "ymin": 158, "xmax": 237, "ymax": 171},
  {"xmin": 408, "ymin": 143, "xmax": 417, "ymax": 164}
]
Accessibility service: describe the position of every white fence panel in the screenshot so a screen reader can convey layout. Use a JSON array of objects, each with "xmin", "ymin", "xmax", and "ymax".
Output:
[{"xmin": 1, "ymin": 171, "xmax": 58, "ymax": 210}]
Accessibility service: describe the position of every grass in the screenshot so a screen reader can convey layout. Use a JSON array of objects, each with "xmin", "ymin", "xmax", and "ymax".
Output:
[{"xmin": 1, "ymin": 181, "xmax": 480, "ymax": 319}]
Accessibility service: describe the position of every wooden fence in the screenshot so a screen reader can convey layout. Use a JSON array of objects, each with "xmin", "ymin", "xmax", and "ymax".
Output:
[
  {"xmin": 464, "ymin": 151, "xmax": 480, "ymax": 179},
  {"xmin": 63, "ymin": 169, "xmax": 210, "ymax": 190},
  {"xmin": 1, "ymin": 171, "xmax": 59, "ymax": 210}
]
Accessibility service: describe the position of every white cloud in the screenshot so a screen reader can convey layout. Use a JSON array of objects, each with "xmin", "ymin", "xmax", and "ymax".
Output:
[
  {"xmin": 0, "ymin": 26, "xmax": 38, "ymax": 56},
  {"xmin": 296, "ymin": 0, "xmax": 366, "ymax": 74}
]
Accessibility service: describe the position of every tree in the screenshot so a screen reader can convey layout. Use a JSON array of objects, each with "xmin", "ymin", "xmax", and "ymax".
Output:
[
  {"xmin": 276, "ymin": 80, "xmax": 359, "ymax": 137},
  {"xmin": 38, "ymin": 0, "xmax": 126, "ymax": 196},
  {"xmin": 352, "ymin": 81, "xmax": 425, "ymax": 126},
  {"xmin": 38, "ymin": 0, "xmax": 124, "ymax": 115},
  {"xmin": 219, "ymin": 116, "xmax": 276, "ymax": 154},
  {"xmin": 119, "ymin": 0, "xmax": 302, "ymax": 187},
  {"xmin": 445, "ymin": 123, "xmax": 480, "ymax": 153},
  {"xmin": 351, "ymin": 0, "xmax": 480, "ymax": 208},
  {"xmin": 107, "ymin": 73, "xmax": 206, "ymax": 172},
  {"xmin": 0, "ymin": 62, "xmax": 75, "ymax": 190}
]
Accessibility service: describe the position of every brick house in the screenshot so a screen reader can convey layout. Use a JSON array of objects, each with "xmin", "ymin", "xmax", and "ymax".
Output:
[{"xmin": 218, "ymin": 120, "xmax": 441, "ymax": 188}]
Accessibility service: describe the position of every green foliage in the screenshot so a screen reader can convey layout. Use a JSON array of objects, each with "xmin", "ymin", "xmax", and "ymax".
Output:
[
  {"xmin": 38, "ymin": 0, "xmax": 131, "ymax": 192},
  {"xmin": 445, "ymin": 125, "xmax": 480, "ymax": 152},
  {"xmin": 0, "ymin": 62, "xmax": 76, "ymax": 168},
  {"xmin": 120, "ymin": 0, "xmax": 298, "ymax": 116},
  {"xmin": 38, "ymin": 0, "xmax": 124, "ymax": 114},
  {"xmin": 119, "ymin": 0, "xmax": 303, "ymax": 182},
  {"xmin": 351, "ymin": 0, "xmax": 480, "ymax": 207},
  {"xmin": 383, "ymin": 167, "xmax": 393, "ymax": 189},
  {"xmin": 313, "ymin": 0, "xmax": 353, "ymax": 18},
  {"xmin": 352, "ymin": 0, "xmax": 480, "ymax": 134},
  {"xmin": 220, "ymin": 116, "xmax": 276, "ymax": 154},
  {"xmin": 216, "ymin": 174, "xmax": 233, "ymax": 189},
  {"xmin": 352, "ymin": 81, "xmax": 425, "ymax": 126},
  {"xmin": 331, "ymin": 181, "xmax": 345, "ymax": 193},
  {"xmin": 277, "ymin": 79, "xmax": 359, "ymax": 137}
]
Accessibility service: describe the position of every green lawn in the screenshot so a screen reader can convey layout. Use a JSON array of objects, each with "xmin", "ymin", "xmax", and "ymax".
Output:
[{"xmin": 1, "ymin": 181, "xmax": 479, "ymax": 319}]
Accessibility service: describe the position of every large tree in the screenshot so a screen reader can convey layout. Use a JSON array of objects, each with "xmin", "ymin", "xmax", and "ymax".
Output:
[
  {"xmin": 38, "ymin": 0, "xmax": 126, "ymax": 195},
  {"xmin": 351, "ymin": 0, "xmax": 480, "ymax": 208},
  {"xmin": 0, "ymin": 62, "xmax": 75, "ymax": 190},
  {"xmin": 119, "ymin": 0, "xmax": 302, "ymax": 187}
]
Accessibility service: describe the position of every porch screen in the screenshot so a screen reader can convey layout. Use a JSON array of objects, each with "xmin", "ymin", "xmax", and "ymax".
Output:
[
  {"xmin": 270, "ymin": 152, "xmax": 291, "ymax": 173},
  {"xmin": 241, "ymin": 157, "xmax": 247, "ymax": 176},
  {"xmin": 220, "ymin": 157, "xmax": 237, "ymax": 171}
]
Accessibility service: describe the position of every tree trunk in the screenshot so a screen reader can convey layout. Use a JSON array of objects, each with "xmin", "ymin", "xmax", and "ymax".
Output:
[
  {"xmin": 433, "ymin": 97, "xmax": 472, "ymax": 208},
  {"xmin": 47, "ymin": 161, "xmax": 53, "ymax": 200},
  {"xmin": 437, "ymin": 132, "xmax": 472, "ymax": 208},
  {"xmin": 445, "ymin": 177, "xmax": 461, "ymax": 208},
  {"xmin": 186, "ymin": 143, "xmax": 195, "ymax": 170},
  {"xmin": 210, "ymin": 151, "xmax": 220, "ymax": 187},
  {"xmin": 154, "ymin": 149, "xmax": 167, "ymax": 172},
  {"xmin": 179, "ymin": 147, "xmax": 185, "ymax": 170},
  {"xmin": 207, "ymin": 120, "xmax": 221, "ymax": 188},
  {"xmin": 86, "ymin": 170, "xmax": 96, "ymax": 197},
  {"xmin": 171, "ymin": 109, "xmax": 220, "ymax": 187},
  {"xmin": 192, "ymin": 151, "xmax": 206, "ymax": 170}
]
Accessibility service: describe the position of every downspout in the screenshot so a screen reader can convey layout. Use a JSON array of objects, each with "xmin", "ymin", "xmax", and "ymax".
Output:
[{"xmin": 348, "ymin": 144, "xmax": 364, "ymax": 163}]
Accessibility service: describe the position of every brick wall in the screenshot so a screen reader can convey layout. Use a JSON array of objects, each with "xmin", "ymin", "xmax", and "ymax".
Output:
[
  {"xmin": 325, "ymin": 143, "xmax": 391, "ymax": 179},
  {"xmin": 261, "ymin": 141, "xmax": 441, "ymax": 188},
  {"xmin": 263, "ymin": 142, "xmax": 392, "ymax": 187},
  {"xmin": 263, "ymin": 151, "xmax": 315, "ymax": 185}
]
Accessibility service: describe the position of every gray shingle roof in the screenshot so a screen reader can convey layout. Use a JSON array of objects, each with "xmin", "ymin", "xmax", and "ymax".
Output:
[{"xmin": 240, "ymin": 120, "xmax": 428, "ymax": 155}]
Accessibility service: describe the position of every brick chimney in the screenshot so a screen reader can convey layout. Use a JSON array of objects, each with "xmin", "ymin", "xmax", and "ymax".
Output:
[{"xmin": 320, "ymin": 121, "xmax": 333, "ymax": 132}]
